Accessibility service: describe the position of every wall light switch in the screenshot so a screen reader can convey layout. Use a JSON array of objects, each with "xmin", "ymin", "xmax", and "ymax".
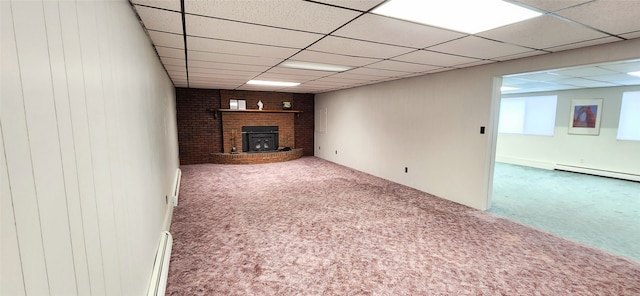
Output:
[{"xmin": 480, "ymin": 126, "xmax": 485, "ymax": 134}]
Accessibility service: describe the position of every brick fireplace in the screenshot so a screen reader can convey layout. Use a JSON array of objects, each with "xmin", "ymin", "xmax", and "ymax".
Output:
[
  {"xmin": 175, "ymin": 88, "xmax": 314, "ymax": 165},
  {"xmin": 220, "ymin": 110, "xmax": 296, "ymax": 153}
]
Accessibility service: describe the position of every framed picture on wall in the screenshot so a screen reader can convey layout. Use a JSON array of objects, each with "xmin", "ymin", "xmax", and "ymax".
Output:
[
  {"xmin": 238, "ymin": 99, "xmax": 246, "ymax": 110},
  {"xmin": 230, "ymin": 99, "xmax": 238, "ymax": 109},
  {"xmin": 568, "ymin": 98, "xmax": 603, "ymax": 135}
]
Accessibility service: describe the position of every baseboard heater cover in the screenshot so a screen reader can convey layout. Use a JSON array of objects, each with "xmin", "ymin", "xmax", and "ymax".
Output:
[
  {"xmin": 147, "ymin": 231, "xmax": 173, "ymax": 296},
  {"xmin": 554, "ymin": 164, "xmax": 640, "ymax": 182},
  {"xmin": 173, "ymin": 168, "xmax": 182, "ymax": 206}
]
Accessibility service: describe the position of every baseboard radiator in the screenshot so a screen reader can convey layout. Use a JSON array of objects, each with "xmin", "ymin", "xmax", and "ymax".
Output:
[
  {"xmin": 172, "ymin": 168, "xmax": 182, "ymax": 206},
  {"xmin": 148, "ymin": 168, "xmax": 181, "ymax": 295},
  {"xmin": 147, "ymin": 231, "xmax": 173, "ymax": 296},
  {"xmin": 554, "ymin": 164, "xmax": 640, "ymax": 182}
]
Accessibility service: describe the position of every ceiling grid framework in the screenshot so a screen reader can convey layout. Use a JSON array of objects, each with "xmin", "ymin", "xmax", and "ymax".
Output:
[{"xmin": 130, "ymin": 0, "xmax": 640, "ymax": 94}]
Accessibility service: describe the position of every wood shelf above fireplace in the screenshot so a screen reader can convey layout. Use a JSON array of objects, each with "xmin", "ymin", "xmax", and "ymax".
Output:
[{"xmin": 210, "ymin": 109, "xmax": 302, "ymax": 118}]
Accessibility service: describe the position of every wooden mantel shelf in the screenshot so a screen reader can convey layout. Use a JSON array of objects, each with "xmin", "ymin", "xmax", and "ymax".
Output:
[{"xmin": 210, "ymin": 109, "xmax": 302, "ymax": 118}]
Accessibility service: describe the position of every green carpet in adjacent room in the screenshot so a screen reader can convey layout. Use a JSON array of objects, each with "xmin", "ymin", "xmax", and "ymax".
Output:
[{"xmin": 490, "ymin": 162, "xmax": 640, "ymax": 262}]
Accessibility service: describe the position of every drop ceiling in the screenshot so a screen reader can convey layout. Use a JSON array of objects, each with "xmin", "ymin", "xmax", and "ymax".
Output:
[{"xmin": 130, "ymin": 0, "xmax": 640, "ymax": 94}]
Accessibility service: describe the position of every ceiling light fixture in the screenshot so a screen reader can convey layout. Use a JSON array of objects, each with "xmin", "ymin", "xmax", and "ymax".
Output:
[
  {"xmin": 279, "ymin": 60, "xmax": 352, "ymax": 72},
  {"xmin": 372, "ymin": 0, "xmax": 542, "ymax": 34},
  {"xmin": 500, "ymin": 86, "xmax": 520, "ymax": 92},
  {"xmin": 247, "ymin": 80, "xmax": 300, "ymax": 87},
  {"xmin": 628, "ymin": 71, "xmax": 640, "ymax": 77}
]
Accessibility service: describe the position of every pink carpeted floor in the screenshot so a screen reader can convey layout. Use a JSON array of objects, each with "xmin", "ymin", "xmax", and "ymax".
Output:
[{"xmin": 166, "ymin": 157, "xmax": 640, "ymax": 295}]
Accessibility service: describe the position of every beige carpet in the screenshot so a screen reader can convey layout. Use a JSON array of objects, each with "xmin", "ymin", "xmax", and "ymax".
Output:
[{"xmin": 167, "ymin": 157, "xmax": 640, "ymax": 295}]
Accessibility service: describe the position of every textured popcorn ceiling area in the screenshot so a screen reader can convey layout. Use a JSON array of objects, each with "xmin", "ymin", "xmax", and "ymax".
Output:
[{"xmin": 131, "ymin": 0, "xmax": 640, "ymax": 94}]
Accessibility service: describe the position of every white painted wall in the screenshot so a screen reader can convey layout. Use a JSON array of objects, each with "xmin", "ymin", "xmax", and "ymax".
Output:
[
  {"xmin": 1, "ymin": 1, "xmax": 179, "ymax": 295},
  {"xmin": 315, "ymin": 38, "xmax": 640, "ymax": 211},
  {"xmin": 497, "ymin": 86, "xmax": 640, "ymax": 177}
]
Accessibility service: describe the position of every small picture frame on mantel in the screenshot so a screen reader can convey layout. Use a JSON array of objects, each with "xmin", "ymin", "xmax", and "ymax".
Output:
[
  {"xmin": 238, "ymin": 99, "xmax": 247, "ymax": 110},
  {"xmin": 229, "ymin": 99, "xmax": 238, "ymax": 109}
]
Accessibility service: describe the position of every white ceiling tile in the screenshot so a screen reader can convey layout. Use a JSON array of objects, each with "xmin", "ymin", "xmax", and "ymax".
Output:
[
  {"xmin": 187, "ymin": 67, "xmax": 254, "ymax": 77},
  {"xmin": 307, "ymin": 36, "xmax": 413, "ymax": 59},
  {"xmin": 189, "ymin": 82, "xmax": 240, "ymax": 90},
  {"xmin": 428, "ymin": 36, "xmax": 532, "ymax": 59},
  {"xmin": 236, "ymin": 84, "xmax": 293, "ymax": 91},
  {"xmin": 583, "ymin": 73, "xmax": 640, "ymax": 85},
  {"xmin": 188, "ymin": 50, "xmax": 282, "ymax": 66},
  {"xmin": 477, "ymin": 15, "xmax": 608, "ymax": 49},
  {"xmin": 509, "ymin": 0, "xmax": 593, "ymax": 12},
  {"xmin": 492, "ymin": 50, "xmax": 547, "ymax": 62},
  {"xmin": 165, "ymin": 64, "xmax": 186, "ymax": 72},
  {"xmin": 333, "ymin": 14, "xmax": 465, "ymax": 49},
  {"xmin": 186, "ymin": 14, "xmax": 323, "ymax": 48},
  {"xmin": 189, "ymin": 71, "xmax": 256, "ymax": 80},
  {"xmin": 325, "ymin": 72, "xmax": 382, "ymax": 81},
  {"xmin": 556, "ymin": 0, "xmax": 640, "ymax": 35},
  {"xmin": 392, "ymin": 50, "xmax": 481, "ymax": 67},
  {"xmin": 545, "ymin": 37, "xmax": 623, "ymax": 52},
  {"xmin": 554, "ymin": 67, "xmax": 619, "ymax": 78},
  {"xmin": 268, "ymin": 67, "xmax": 334, "ymax": 78},
  {"xmin": 511, "ymin": 71, "xmax": 571, "ymax": 82},
  {"xmin": 620, "ymin": 30, "xmax": 640, "ymax": 39},
  {"xmin": 252, "ymin": 73, "xmax": 317, "ymax": 83},
  {"xmin": 156, "ymin": 46, "xmax": 184, "ymax": 59},
  {"xmin": 132, "ymin": 0, "xmax": 181, "ymax": 11},
  {"xmin": 367, "ymin": 60, "xmax": 442, "ymax": 72},
  {"xmin": 308, "ymin": 77, "xmax": 359, "ymax": 85},
  {"xmin": 168, "ymin": 72, "xmax": 186, "ymax": 79},
  {"xmin": 290, "ymin": 50, "xmax": 380, "ymax": 67},
  {"xmin": 185, "ymin": 0, "xmax": 360, "ymax": 34},
  {"xmin": 148, "ymin": 31, "xmax": 184, "ymax": 49},
  {"xmin": 161, "ymin": 57, "xmax": 185, "ymax": 67},
  {"xmin": 311, "ymin": 0, "xmax": 386, "ymax": 11},
  {"xmin": 515, "ymin": 72, "xmax": 571, "ymax": 82},
  {"xmin": 598, "ymin": 60, "xmax": 640, "ymax": 73},
  {"xmin": 187, "ymin": 36, "xmax": 298, "ymax": 58},
  {"xmin": 344, "ymin": 67, "xmax": 411, "ymax": 77},
  {"xmin": 134, "ymin": 6, "xmax": 182, "ymax": 34},
  {"xmin": 451, "ymin": 60, "xmax": 495, "ymax": 68},
  {"xmin": 188, "ymin": 60, "xmax": 270, "ymax": 72},
  {"xmin": 556, "ymin": 78, "xmax": 620, "ymax": 87},
  {"xmin": 502, "ymin": 77, "xmax": 535, "ymax": 86}
]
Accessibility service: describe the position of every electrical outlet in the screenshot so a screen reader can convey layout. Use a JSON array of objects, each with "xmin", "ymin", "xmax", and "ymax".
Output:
[
  {"xmin": 480, "ymin": 126, "xmax": 485, "ymax": 134},
  {"xmin": 405, "ymin": 167, "xmax": 408, "ymax": 173}
]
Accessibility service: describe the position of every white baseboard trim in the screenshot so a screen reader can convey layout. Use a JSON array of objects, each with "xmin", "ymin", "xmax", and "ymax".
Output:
[
  {"xmin": 554, "ymin": 164, "xmax": 640, "ymax": 182},
  {"xmin": 146, "ymin": 231, "xmax": 173, "ymax": 296}
]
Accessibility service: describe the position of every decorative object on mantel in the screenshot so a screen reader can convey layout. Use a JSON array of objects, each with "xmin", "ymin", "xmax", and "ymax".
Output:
[
  {"xmin": 257, "ymin": 100, "xmax": 264, "ymax": 110},
  {"xmin": 229, "ymin": 99, "xmax": 238, "ymax": 110},
  {"xmin": 238, "ymin": 99, "xmax": 246, "ymax": 110},
  {"xmin": 282, "ymin": 101, "xmax": 292, "ymax": 110},
  {"xmin": 230, "ymin": 129, "xmax": 239, "ymax": 154},
  {"xmin": 210, "ymin": 109, "xmax": 302, "ymax": 119}
]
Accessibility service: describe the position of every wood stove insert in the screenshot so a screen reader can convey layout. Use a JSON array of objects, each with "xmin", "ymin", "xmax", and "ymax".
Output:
[{"xmin": 242, "ymin": 126, "xmax": 279, "ymax": 153}]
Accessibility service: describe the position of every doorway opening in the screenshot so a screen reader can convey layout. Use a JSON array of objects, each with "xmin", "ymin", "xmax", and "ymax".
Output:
[{"xmin": 488, "ymin": 59, "xmax": 640, "ymax": 262}]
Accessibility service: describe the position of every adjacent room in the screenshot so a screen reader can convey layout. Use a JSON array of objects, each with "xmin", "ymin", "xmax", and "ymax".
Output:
[
  {"xmin": 492, "ymin": 60, "xmax": 640, "ymax": 262},
  {"xmin": 2, "ymin": 0, "xmax": 639, "ymax": 295}
]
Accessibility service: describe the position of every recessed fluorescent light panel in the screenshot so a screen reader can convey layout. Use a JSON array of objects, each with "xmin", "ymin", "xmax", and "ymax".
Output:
[
  {"xmin": 628, "ymin": 71, "xmax": 640, "ymax": 77},
  {"xmin": 501, "ymin": 86, "xmax": 520, "ymax": 92},
  {"xmin": 372, "ymin": 0, "xmax": 542, "ymax": 34},
  {"xmin": 279, "ymin": 60, "xmax": 352, "ymax": 72},
  {"xmin": 247, "ymin": 80, "xmax": 300, "ymax": 87}
]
